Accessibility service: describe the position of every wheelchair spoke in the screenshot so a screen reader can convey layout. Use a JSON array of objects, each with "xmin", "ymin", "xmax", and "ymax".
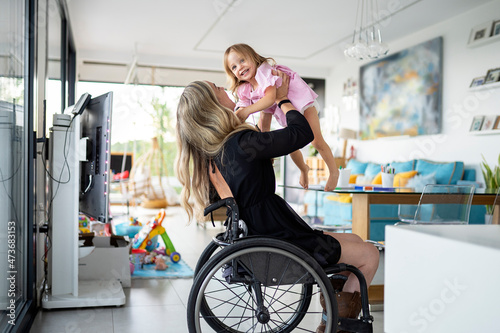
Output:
[{"xmin": 188, "ymin": 239, "xmax": 339, "ymax": 333}]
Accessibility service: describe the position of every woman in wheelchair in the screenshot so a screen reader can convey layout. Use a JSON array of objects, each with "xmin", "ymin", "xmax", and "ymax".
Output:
[{"xmin": 176, "ymin": 72, "xmax": 379, "ymax": 333}]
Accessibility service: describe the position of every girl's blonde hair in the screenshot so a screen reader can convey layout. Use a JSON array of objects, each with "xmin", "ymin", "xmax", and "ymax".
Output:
[
  {"xmin": 175, "ymin": 80, "xmax": 256, "ymax": 222},
  {"xmin": 223, "ymin": 43, "xmax": 275, "ymax": 98}
]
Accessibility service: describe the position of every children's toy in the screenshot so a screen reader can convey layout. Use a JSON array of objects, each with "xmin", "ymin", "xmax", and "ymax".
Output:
[
  {"xmin": 131, "ymin": 209, "xmax": 181, "ymax": 263},
  {"xmin": 155, "ymin": 257, "xmax": 168, "ymax": 271},
  {"xmin": 78, "ymin": 215, "xmax": 91, "ymax": 233},
  {"xmin": 114, "ymin": 217, "xmax": 143, "ymax": 238},
  {"xmin": 130, "ymin": 248, "xmax": 147, "ymax": 270}
]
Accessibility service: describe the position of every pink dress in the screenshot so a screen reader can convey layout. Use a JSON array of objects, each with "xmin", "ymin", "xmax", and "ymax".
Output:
[{"xmin": 235, "ymin": 62, "xmax": 318, "ymax": 128}]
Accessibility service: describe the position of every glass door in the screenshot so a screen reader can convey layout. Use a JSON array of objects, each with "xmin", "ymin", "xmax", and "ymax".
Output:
[{"xmin": 0, "ymin": 0, "xmax": 36, "ymax": 330}]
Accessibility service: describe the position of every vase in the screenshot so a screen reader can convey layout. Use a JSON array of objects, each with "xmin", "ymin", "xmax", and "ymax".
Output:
[{"xmin": 485, "ymin": 213, "xmax": 493, "ymax": 225}]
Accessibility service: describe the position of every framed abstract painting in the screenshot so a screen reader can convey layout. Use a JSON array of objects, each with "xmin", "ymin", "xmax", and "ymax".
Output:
[{"xmin": 359, "ymin": 37, "xmax": 443, "ymax": 139}]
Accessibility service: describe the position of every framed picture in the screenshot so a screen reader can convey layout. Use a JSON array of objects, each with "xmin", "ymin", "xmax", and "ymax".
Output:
[
  {"xmin": 470, "ymin": 116, "xmax": 484, "ymax": 132},
  {"xmin": 485, "ymin": 68, "xmax": 500, "ymax": 84},
  {"xmin": 493, "ymin": 116, "xmax": 500, "ymax": 130},
  {"xmin": 468, "ymin": 21, "xmax": 493, "ymax": 44},
  {"xmin": 492, "ymin": 20, "xmax": 500, "ymax": 37},
  {"xmin": 481, "ymin": 115, "xmax": 497, "ymax": 131},
  {"xmin": 470, "ymin": 76, "xmax": 485, "ymax": 87},
  {"xmin": 359, "ymin": 37, "xmax": 442, "ymax": 139}
]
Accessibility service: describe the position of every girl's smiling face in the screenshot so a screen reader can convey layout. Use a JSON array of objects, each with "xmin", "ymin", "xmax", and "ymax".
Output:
[{"xmin": 227, "ymin": 50, "xmax": 256, "ymax": 83}]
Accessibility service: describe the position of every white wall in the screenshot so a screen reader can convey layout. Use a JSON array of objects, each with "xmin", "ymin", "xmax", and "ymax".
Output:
[{"xmin": 325, "ymin": 1, "xmax": 500, "ymax": 183}]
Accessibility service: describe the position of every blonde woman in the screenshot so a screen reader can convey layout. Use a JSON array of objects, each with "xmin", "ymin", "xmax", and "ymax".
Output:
[{"xmin": 175, "ymin": 73, "xmax": 379, "ymax": 333}]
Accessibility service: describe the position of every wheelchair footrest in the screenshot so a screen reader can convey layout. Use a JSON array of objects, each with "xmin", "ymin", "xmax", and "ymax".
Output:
[{"xmin": 337, "ymin": 316, "xmax": 374, "ymax": 333}]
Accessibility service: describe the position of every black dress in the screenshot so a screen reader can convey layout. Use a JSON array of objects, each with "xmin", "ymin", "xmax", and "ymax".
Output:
[{"xmin": 214, "ymin": 110, "xmax": 341, "ymax": 266}]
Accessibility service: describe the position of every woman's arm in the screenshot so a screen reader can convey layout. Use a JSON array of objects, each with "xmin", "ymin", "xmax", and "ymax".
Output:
[{"xmin": 258, "ymin": 112, "xmax": 273, "ymax": 132}]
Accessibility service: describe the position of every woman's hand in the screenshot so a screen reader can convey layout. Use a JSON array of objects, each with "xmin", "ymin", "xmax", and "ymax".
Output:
[{"xmin": 273, "ymin": 70, "xmax": 290, "ymax": 104}]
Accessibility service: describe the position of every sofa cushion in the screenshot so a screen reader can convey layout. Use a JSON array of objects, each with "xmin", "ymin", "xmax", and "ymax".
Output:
[
  {"xmin": 463, "ymin": 168, "xmax": 476, "ymax": 181},
  {"xmin": 371, "ymin": 172, "xmax": 382, "ymax": 185},
  {"xmin": 346, "ymin": 159, "xmax": 368, "ymax": 174},
  {"xmin": 415, "ymin": 160, "xmax": 464, "ymax": 184},
  {"xmin": 390, "ymin": 160, "xmax": 417, "ymax": 173},
  {"xmin": 365, "ymin": 163, "xmax": 382, "ymax": 178},
  {"xmin": 406, "ymin": 173, "xmax": 437, "ymax": 191},
  {"xmin": 393, "ymin": 170, "xmax": 418, "ymax": 187}
]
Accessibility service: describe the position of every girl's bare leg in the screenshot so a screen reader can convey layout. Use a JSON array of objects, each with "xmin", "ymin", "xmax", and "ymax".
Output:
[
  {"xmin": 290, "ymin": 150, "xmax": 309, "ymax": 189},
  {"xmin": 304, "ymin": 106, "xmax": 339, "ymax": 191}
]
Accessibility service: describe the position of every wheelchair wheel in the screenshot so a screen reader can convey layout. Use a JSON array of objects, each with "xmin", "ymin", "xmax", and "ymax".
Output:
[
  {"xmin": 187, "ymin": 238, "xmax": 337, "ymax": 333},
  {"xmin": 194, "ymin": 240, "xmax": 223, "ymax": 276}
]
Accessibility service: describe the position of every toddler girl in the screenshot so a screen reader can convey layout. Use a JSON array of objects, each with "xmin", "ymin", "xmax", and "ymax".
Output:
[{"xmin": 223, "ymin": 43, "xmax": 339, "ymax": 191}]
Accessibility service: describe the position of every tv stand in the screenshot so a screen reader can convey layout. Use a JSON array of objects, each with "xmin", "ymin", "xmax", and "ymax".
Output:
[{"xmin": 42, "ymin": 114, "xmax": 125, "ymax": 309}]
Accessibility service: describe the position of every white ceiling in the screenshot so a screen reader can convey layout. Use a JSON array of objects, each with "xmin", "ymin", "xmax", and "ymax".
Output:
[{"xmin": 66, "ymin": 0, "xmax": 492, "ymax": 78}]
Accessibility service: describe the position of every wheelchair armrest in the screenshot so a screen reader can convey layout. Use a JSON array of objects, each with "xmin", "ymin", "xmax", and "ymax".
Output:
[{"xmin": 204, "ymin": 197, "xmax": 237, "ymax": 216}]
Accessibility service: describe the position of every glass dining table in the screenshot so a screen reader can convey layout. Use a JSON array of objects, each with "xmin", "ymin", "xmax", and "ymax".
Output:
[{"xmin": 280, "ymin": 185, "xmax": 499, "ymax": 240}]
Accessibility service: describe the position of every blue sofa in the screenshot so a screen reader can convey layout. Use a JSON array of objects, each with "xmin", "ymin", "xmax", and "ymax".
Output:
[{"xmin": 304, "ymin": 159, "xmax": 485, "ymax": 241}]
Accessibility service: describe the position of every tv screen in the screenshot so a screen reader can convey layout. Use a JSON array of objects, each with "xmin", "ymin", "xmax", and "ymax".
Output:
[
  {"xmin": 79, "ymin": 92, "xmax": 113, "ymax": 222},
  {"xmin": 110, "ymin": 152, "xmax": 133, "ymax": 175}
]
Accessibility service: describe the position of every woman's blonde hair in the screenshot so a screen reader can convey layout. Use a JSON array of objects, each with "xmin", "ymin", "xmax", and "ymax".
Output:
[
  {"xmin": 175, "ymin": 80, "xmax": 256, "ymax": 222},
  {"xmin": 223, "ymin": 43, "xmax": 275, "ymax": 98}
]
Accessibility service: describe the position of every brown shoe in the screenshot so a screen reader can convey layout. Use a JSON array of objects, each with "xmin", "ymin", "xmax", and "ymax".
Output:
[
  {"xmin": 316, "ymin": 279, "xmax": 357, "ymax": 333},
  {"xmin": 336, "ymin": 291, "xmax": 362, "ymax": 319},
  {"xmin": 336, "ymin": 291, "xmax": 362, "ymax": 333}
]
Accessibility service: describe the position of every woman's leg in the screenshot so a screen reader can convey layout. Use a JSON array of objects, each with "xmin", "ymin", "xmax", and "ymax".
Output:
[
  {"xmin": 290, "ymin": 149, "xmax": 309, "ymax": 189},
  {"xmin": 303, "ymin": 107, "xmax": 338, "ymax": 191},
  {"xmin": 324, "ymin": 232, "xmax": 380, "ymax": 293}
]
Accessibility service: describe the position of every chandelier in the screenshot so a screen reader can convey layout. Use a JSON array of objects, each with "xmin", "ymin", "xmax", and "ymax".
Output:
[{"xmin": 344, "ymin": 0, "xmax": 389, "ymax": 60}]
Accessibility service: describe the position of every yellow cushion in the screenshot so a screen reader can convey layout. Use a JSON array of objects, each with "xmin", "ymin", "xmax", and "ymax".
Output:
[
  {"xmin": 349, "ymin": 174, "xmax": 359, "ymax": 184},
  {"xmin": 371, "ymin": 172, "xmax": 382, "ymax": 185},
  {"xmin": 393, "ymin": 170, "xmax": 418, "ymax": 187},
  {"xmin": 326, "ymin": 194, "xmax": 352, "ymax": 203}
]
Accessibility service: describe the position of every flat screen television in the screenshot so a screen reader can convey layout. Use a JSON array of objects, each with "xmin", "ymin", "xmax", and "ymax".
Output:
[{"xmin": 78, "ymin": 92, "xmax": 113, "ymax": 222}]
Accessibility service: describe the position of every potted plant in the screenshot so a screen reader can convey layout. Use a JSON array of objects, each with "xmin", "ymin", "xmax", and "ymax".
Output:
[{"xmin": 481, "ymin": 154, "xmax": 500, "ymax": 223}]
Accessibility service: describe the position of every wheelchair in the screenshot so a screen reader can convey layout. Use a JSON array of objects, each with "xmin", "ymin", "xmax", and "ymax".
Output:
[{"xmin": 187, "ymin": 197, "xmax": 374, "ymax": 333}]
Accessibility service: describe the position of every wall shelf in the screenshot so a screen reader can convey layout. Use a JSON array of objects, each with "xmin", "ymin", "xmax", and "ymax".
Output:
[
  {"xmin": 469, "ymin": 81, "xmax": 500, "ymax": 91},
  {"xmin": 470, "ymin": 129, "xmax": 500, "ymax": 136},
  {"xmin": 467, "ymin": 33, "xmax": 500, "ymax": 49}
]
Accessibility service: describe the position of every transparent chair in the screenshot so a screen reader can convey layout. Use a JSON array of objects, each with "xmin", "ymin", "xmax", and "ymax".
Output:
[
  {"xmin": 397, "ymin": 184, "xmax": 475, "ymax": 225},
  {"xmin": 485, "ymin": 187, "xmax": 500, "ymax": 224}
]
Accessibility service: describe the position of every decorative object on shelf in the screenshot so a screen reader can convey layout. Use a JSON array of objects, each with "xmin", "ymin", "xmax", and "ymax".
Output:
[
  {"xmin": 469, "ymin": 114, "xmax": 500, "ymax": 135},
  {"xmin": 470, "ymin": 116, "xmax": 485, "ymax": 132},
  {"xmin": 342, "ymin": 78, "xmax": 358, "ymax": 111},
  {"xmin": 485, "ymin": 67, "xmax": 500, "ymax": 84},
  {"xmin": 467, "ymin": 19, "xmax": 500, "ymax": 48},
  {"xmin": 344, "ymin": 0, "xmax": 389, "ymax": 61},
  {"xmin": 359, "ymin": 37, "xmax": 442, "ymax": 140},
  {"xmin": 493, "ymin": 116, "xmax": 500, "ymax": 130},
  {"xmin": 492, "ymin": 20, "xmax": 500, "ymax": 36},
  {"xmin": 481, "ymin": 115, "xmax": 497, "ymax": 131},
  {"xmin": 468, "ymin": 21, "xmax": 493, "ymax": 45},
  {"xmin": 470, "ymin": 76, "xmax": 485, "ymax": 87}
]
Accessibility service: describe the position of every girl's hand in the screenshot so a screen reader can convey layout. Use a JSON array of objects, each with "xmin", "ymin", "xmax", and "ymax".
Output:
[{"xmin": 235, "ymin": 107, "xmax": 249, "ymax": 122}]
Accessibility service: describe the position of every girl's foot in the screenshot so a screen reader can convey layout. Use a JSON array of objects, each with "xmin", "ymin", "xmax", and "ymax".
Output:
[
  {"xmin": 324, "ymin": 170, "xmax": 339, "ymax": 192},
  {"xmin": 299, "ymin": 164, "xmax": 310, "ymax": 189}
]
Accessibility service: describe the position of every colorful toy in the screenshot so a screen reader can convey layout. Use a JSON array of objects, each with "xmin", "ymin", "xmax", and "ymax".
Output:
[
  {"xmin": 130, "ymin": 248, "xmax": 148, "ymax": 270},
  {"xmin": 131, "ymin": 209, "xmax": 181, "ymax": 263},
  {"xmin": 155, "ymin": 256, "xmax": 168, "ymax": 271},
  {"xmin": 114, "ymin": 217, "xmax": 144, "ymax": 238},
  {"xmin": 78, "ymin": 215, "xmax": 91, "ymax": 233},
  {"xmin": 129, "ymin": 217, "xmax": 142, "ymax": 226}
]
